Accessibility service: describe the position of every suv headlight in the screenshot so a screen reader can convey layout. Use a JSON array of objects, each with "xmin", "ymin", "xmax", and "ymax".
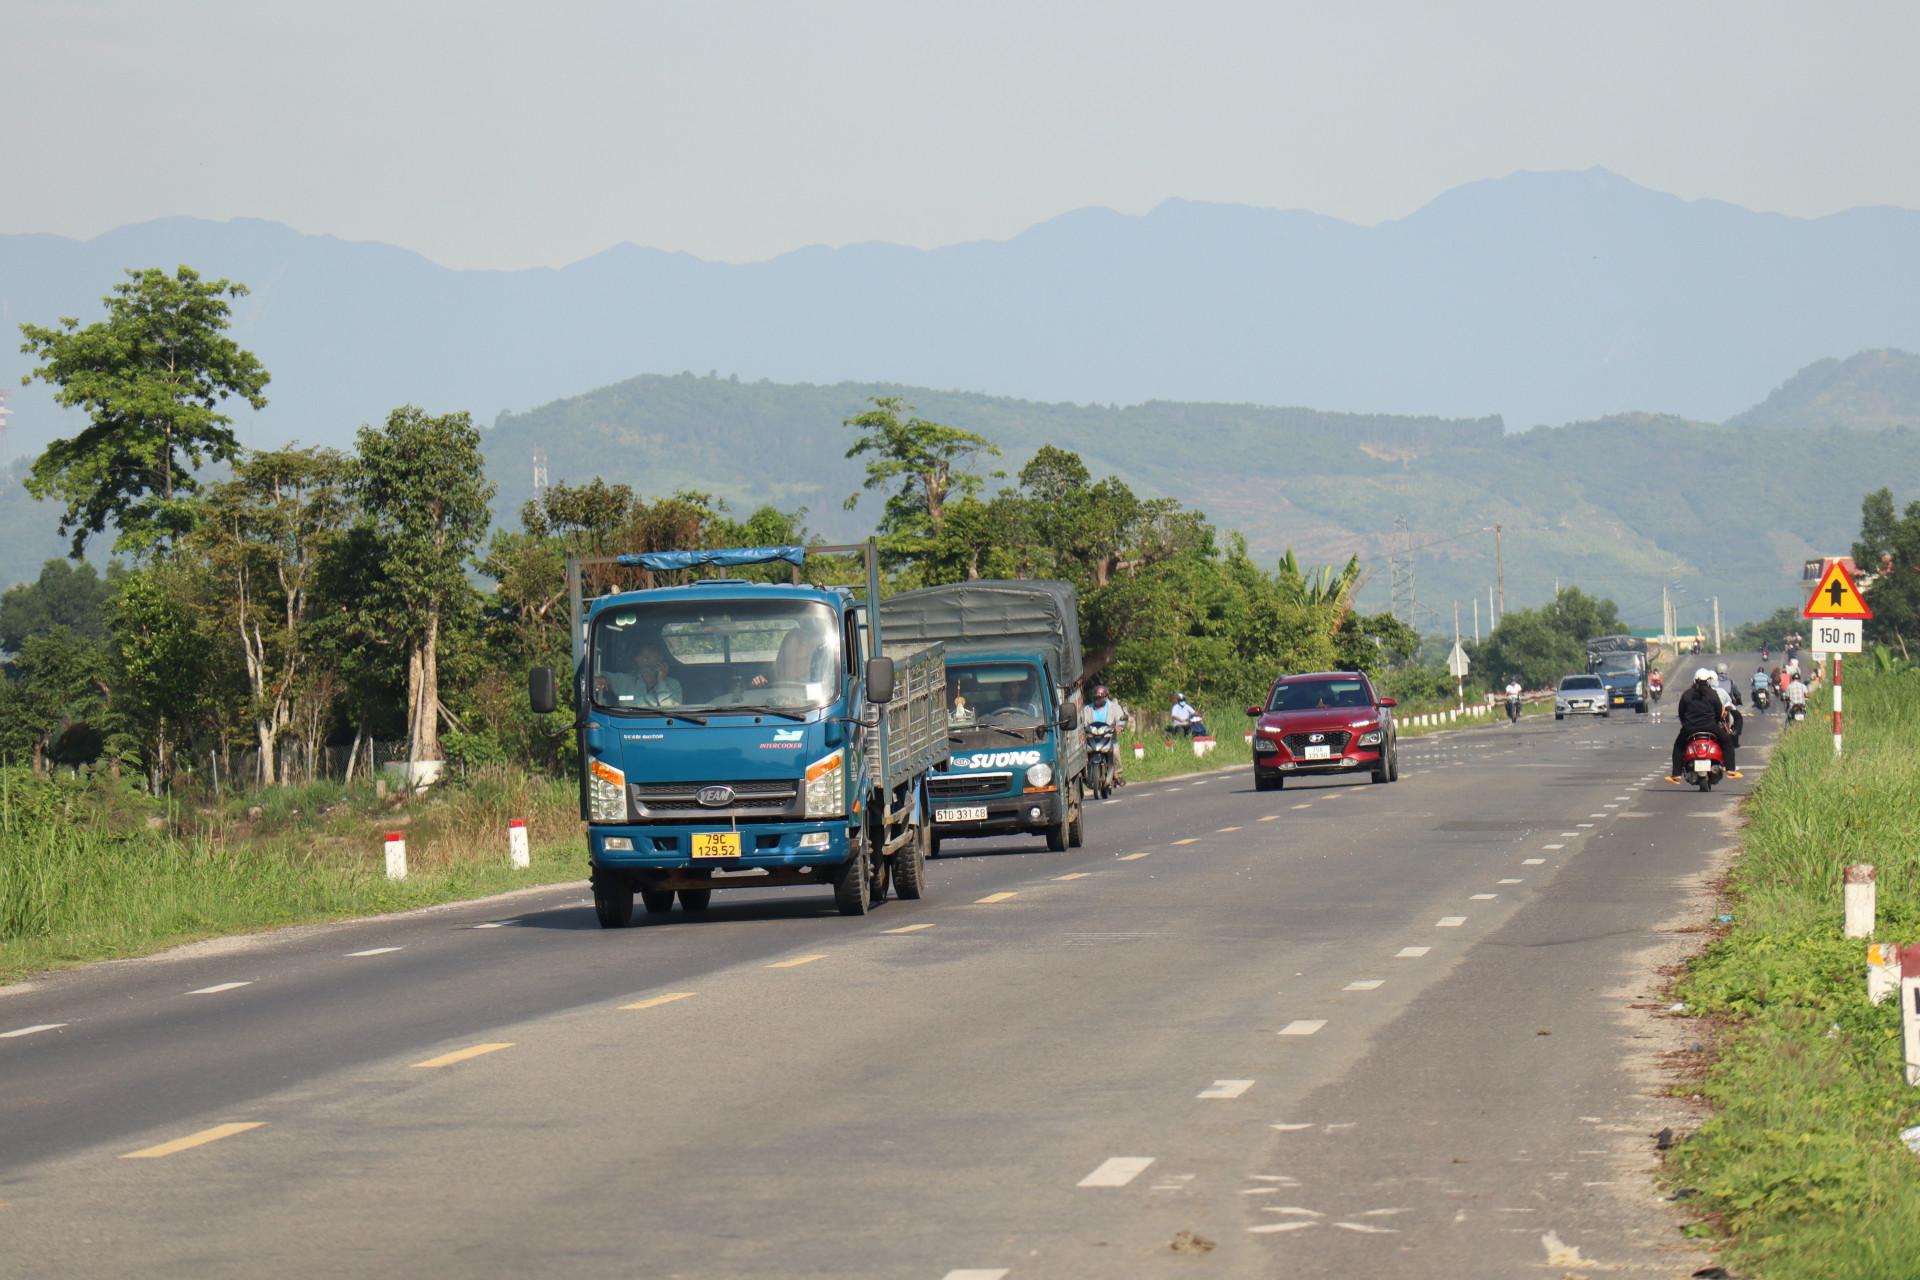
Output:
[
  {"xmin": 1025, "ymin": 762, "xmax": 1054, "ymax": 788},
  {"xmin": 1357, "ymin": 730, "xmax": 1384, "ymax": 746},
  {"xmin": 588, "ymin": 758, "xmax": 625, "ymax": 823},
  {"xmin": 1253, "ymin": 735, "xmax": 1278, "ymax": 753},
  {"xmin": 805, "ymin": 750, "xmax": 845, "ymax": 818}
]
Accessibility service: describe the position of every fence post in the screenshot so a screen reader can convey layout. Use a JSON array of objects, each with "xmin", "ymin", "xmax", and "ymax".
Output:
[
  {"xmin": 1844, "ymin": 864, "xmax": 1876, "ymax": 938},
  {"xmin": 508, "ymin": 819, "xmax": 530, "ymax": 869},
  {"xmin": 384, "ymin": 832, "xmax": 408, "ymax": 880},
  {"xmin": 1903, "ymin": 944, "xmax": 1920, "ymax": 1086}
]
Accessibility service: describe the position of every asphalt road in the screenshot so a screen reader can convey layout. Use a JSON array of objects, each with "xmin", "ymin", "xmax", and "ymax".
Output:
[{"xmin": 0, "ymin": 658, "xmax": 1774, "ymax": 1279}]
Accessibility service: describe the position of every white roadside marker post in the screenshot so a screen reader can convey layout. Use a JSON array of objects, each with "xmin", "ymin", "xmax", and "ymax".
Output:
[
  {"xmin": 1869, "ymin": 942, "xmax": 1901, "ymax": 1006},
  {"xmin": 1845, "ymin": 864, "xmax": 1876, "ymax": 938},
  {"xmin": 508, "ymin": 819, "xmax": 530, "ymax": 869},
  {"xmin": 385, "ymin": 832, "xmax": 408, "ymax": 880},
  {"xmin": 1904, "ymin": 944, "xmax": 1920, "ymax": 1086}
]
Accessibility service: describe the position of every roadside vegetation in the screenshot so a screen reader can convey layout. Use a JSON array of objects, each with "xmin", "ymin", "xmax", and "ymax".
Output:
[{"xmin": 1666, "ymin": 654, "xmax": 1920, "ymax": 1277}]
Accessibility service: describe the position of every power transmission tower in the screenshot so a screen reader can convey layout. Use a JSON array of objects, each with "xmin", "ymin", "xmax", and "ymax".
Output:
[
  {"xmin": 531, "ymin": 447, "xmax": 549, "ymax": 511},
  {"xmin": 1389, "ymin": 515, "xmax": 1416, "ymax": 627},
  {"xmin": 0, "ymin": 392, "xmax": 11, "ymax": 467}
]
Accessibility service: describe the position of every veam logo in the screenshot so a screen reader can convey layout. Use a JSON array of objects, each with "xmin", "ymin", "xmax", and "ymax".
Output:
[{"xmin": 773, "ymin": 729, "xmax": 804, "ymax": 741}]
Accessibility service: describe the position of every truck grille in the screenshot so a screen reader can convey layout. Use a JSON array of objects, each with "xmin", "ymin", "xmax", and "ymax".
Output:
[
  {"xmin": 1281, "ymin": 730, "xmax": 1352, "ymax": 754},
  {"xmin": 929, "ymin": 771, "xmax": 1015, "ymax": 798},
  {"xmin": 629, "ymin": 780, "xmax": 798, "ymax": 816}
]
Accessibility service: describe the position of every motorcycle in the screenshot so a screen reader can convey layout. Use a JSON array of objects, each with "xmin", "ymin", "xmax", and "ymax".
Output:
[
  {"xmin": 1683, "ymin": 730, "xmax": 1727, "ymax": 791},
  {"xmin": 1505, "ymin": 694, "xmax": 1522, "ymax": 724},
  {"xmin": 1785, "ymin": 701, "xmax": 1808, "ymax": 724},
  {"xmin": 1752, "ymin": 687, "xmax": 1770, "ymax": 714},
  {"xmin": 1085, "ymin": 721, "xmax": 1119, "ymax": 799}
]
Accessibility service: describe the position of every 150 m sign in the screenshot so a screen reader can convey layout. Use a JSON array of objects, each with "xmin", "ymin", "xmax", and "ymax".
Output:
[{"xmin": 1813, "ymin": 620, "xmax": 1863, "ymax": 654}]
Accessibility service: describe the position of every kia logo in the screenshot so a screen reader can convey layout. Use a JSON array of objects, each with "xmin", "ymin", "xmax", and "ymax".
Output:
[
  {"xmin": 1308, "ymin": 733, "xmax": 1325, "ymax": 743},
  {"xmin": 696, "ymin": 786, "xmax": 735, "ymax": 807}
]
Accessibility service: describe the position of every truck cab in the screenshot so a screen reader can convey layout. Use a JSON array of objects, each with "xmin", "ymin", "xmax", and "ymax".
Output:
[{"xmin": 1585, "ymin": 635, "xmax": 1650, "ymax": 714}]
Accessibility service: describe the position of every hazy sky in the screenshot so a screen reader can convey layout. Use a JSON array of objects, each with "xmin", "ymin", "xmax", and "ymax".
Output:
[{"xmin": 6, "ymin": 1, "xmax": 1919, "ymax": 269}]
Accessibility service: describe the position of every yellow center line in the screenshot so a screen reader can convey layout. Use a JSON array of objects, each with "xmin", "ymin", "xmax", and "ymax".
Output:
[
  {"xmin": 975, "ymin": 892, "xmax": 1017, "ymax": 904},
  {"xmin": 1291, "ymin": 803, "xmax": 1312, "ymax": 809},
  {"xmin": 414, "ymin": 1043, "xmax": 514, "ymax": 1068},
  {"xmin": 767, "ymin": 954, "xmax": 829, "ymax": 967},
  {"xmin": 1118, "ymin": 851, "xmax": 1152, "ymax": 860},
  {"xmin": 1258, "ymin": 814, "xmax": 1279, "ymax": 821},
  {"xmin": 1216, "ymin": 826, "xmax": 1241, "ymax": 832},
  {"xmin": 1171, "ymin": 838, "xmax": 1199, "ymax": 845},
  {"xmin": 620, "ymin": 992, "xmax": 696, "ymax": 1010},
  {"xmin": 121, "ymin": 1122, "xmax": 266, "ymax": 1159},
  {"xmin": 881, "ymin": 922, "xmax": 935, "ymax": 933},
  {"xmin": 1053, "ymin": 873, "xmax": 1092, "ymax": 880}
]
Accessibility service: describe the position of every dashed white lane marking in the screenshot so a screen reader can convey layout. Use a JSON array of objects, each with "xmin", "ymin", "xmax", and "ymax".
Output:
[
  {"xmin": 188, "ymin": 982, "xmax": 251, "ymax": 995},
  {"xmin": 1542, "ymin": 843, "xmax": 1565, "ymax": 849},
  {"xmin": 1078, "ymin": 1156, "xmax": 1155, "ymax": 1187},
  {"xmin": 1470, "ymin": 893, "xmax": 1498, "ymax": 900},
  {"xmin": 1524, "ymin": 858, "xmax": 1546, "ymax": 865},
  {"xmin": 1270, "ymin": 1122, "xmax": 1313, "ymax": 1130},
  {"xmin": 1560, "ymin": 831, "xmax": 1579, "ymax": 836},
  {"xmin": 1577, "ymin": 823, "xmax": 1595, "ymax": 828},
  {"xmin": 1264, "ymin": 1204, "xmax": 1323, "ymax": 1213},
  {"xmin": 1, "ymin": 1023, "xmax": 66, "ymax": 1038},
  {"xmin": 1343, "ymin": 979, "xmax": 1384, "ymax": 990},
  {"xmin": 1436, "ymin": 916, "xmax": 1467, "ymax": 927},
  {"xmin": 1249, "ymin": 1221, "xmax": 1318, "ymax": 1233},
  {"xmin": 1334, "ymin": 1221, "xmax": 1398, "ymax": 1233},
  {"xmin": 1278, "ymin": 1020, "xmax": 1327, "ymax": 1036},
  {"xmin": 1118, "ymin": 852, "xmax": 1152, "ymax": 861},
  {"xmin": 1498, "ymin": 878, "xmax": 1523, "ymax": 884},
  {"xmin": 941, "ymin": 1270, "xmax": 1010, "ymax": 1279},
  {"xmin": 882, "ymin": 922, "xmax": 936, "ymax": 932},
  {"xmin": 346, "ymin": 946, "xmax": 403, "ymax": 956},
  {"xmin": 1197, "ymin": 1079, "xmax": 1256, "ymax": 1099},
  {"xmin": 472, "ymin": 920, "xmax": 519, "ymax": 929},
  {"xmin": 1395, "ymin": 946, "xmax": 1430, "ymax": 957}
]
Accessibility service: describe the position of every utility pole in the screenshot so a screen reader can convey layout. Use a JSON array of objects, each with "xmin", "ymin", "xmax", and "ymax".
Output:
[
  {"xmin": 1454, "ymin": 601, "xmax": 1464, "ymax": 711},
  {"xmin": 1473, "ymin": 597, "xmax": 1480, "ymax": 643},
  {"xmin": 1662, "ymin": 584, "xmax": 1672, "ymax": 647},
  {"xmin": 1389, "ymin": 515, "xmax": 1416, "ymax": 628},
  {"xmin": 1495, "ymin": 523, "xmax": 1505, "ymax": 623},
  {"xmin": 1713, "ymin": 596, "xmax": 1721, "ymax": 653},
  {"xmin": 1488, "ymin": 584, "xmax": 1496, "ymax": 632}
]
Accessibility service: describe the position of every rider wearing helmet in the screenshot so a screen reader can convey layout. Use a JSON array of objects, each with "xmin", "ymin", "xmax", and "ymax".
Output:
[
  {"xmin": 1672, "ymin": 667, "xmax": 1737, "ymax": 781},
  {"xmin": 1079, "ymin": 684, "xmax": 1129, "ymax": 783}
]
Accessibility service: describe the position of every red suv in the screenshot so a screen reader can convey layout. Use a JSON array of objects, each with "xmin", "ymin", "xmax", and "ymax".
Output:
[{"xmin": 1247, "ymin": 671, "xmax": 1399, "ymax": 791}]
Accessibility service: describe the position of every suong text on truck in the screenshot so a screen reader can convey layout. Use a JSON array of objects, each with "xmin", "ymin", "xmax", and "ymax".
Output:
[
  {"xmin": 528, "ymin": 543, "xmax": 949, "ymax": 924},
  {"xmin": 879, "ymin": 581, "xmax": 1087, "ymax": 856}
]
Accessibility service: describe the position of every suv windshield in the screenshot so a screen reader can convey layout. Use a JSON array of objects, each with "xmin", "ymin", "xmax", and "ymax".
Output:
[
  {"xmin": 1561, "ymin": 675, "xmax": 1604, "ymax": 690},
  {"xmin": 1267, "ymin": 679, "xmax": 1371, "ymax": 711},
  {"xmin": 589, "ymin": 598, "xmax": 841, "ymax": 713},
  {"xmin": 948, "ymin": 661, "xmax": 1046, "ymax": 727}
]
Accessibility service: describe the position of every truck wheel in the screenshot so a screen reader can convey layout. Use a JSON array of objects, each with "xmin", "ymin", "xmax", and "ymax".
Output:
[
  {"xmin": 928, "ymin": 833, "xmax": 942, "ymax": 859},
  {"xmin": 677, "ymin": 889, "xmax": 712, "ymax": 912},
  {"xmin": 593, "ymin": 875, "xmax": 634, "ymax": 928},
  {"xmin": 1045, "ymin": 797, "xmax": 1070, "ymax": 852},
  {"xmin": 834, "ymin": 840, "xmax": 872, "ymax": 916},
  {"xmin": 640, "ymin": 889, "xmax": 675, "ymax": 915},
  {"xmin": 1067, "ymin": 782, "xmax": 1085, "ymax": 848},
  {"xmin": 1554, "ymin": 713, "xmax": 1564, "ymax": 720},
  {"xmin": 1255, "ymin": 773, "xmax": 1283, "ymax": 791},
  {"xmin": 894, "ymin": 820, "xmax": 929, "ymax": 900}
]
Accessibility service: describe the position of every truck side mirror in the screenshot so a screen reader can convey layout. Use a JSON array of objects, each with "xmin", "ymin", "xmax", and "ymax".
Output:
[
  {"xmin": 865, "ymin": 655, "xmax": 896, "ymax": 705},
  {"xmin": 1058, "ymin": 700, "xmax": 1076, "ymax": 729},
  {"xmin": 529, "ymin": 665, "xmax": 558, "ymax": 715}
]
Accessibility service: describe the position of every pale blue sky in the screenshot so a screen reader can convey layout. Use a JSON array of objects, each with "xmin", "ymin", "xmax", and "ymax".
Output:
[{"xmin": 4, "ymin": 1, "xmax": 1918, "ymax": 268}]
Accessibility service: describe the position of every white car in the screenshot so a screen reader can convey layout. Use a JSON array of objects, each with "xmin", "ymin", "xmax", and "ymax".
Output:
[{"xmin": 1555, "ymin": 674, "xmax": 1610, "ymax": 719}]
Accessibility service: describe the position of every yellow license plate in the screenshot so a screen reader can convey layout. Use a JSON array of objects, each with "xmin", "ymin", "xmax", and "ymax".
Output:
[{"xmin": 691, "ymin": 832, "xmax": 740, "ymax": 859}]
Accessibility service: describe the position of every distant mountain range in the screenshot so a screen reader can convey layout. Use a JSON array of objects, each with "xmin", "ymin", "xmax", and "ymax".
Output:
[
  {"xmin": 1729, "ymin": 348, "xmax": 1920, "ymax": 431},
  {"xmin": 7, "ymin": 167, "xmax": 1920, "ymax": 460}
]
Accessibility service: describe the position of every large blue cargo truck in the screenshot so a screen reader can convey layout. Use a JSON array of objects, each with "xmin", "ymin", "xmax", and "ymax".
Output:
[
  {"xmin": 879, "ymin": 580, "xmax": 1087, "ymax": 856},
  {"xmin": 528, "ymin": 542, "xmax": 949, "ymax": 924}
]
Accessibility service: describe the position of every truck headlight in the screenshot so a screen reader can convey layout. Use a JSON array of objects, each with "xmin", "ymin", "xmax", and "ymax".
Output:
[
  {"xmin": 588, "ymin": 758, "xmax": 625, "ymax": 823},
  {"xmin": 1253, "ymin": 735, "xmax": 1278, "ymax": 753},
  {"xmin": 805, "ymin": 750, "xmax": 845, "ymax": 819},
  {"xmin": 1025, "ymin": 762, "xmax": 1054, "ymax": 787},
  {"xmin": 1357, "ymin": 730, "xmax": 1384, "ymax": 746}
]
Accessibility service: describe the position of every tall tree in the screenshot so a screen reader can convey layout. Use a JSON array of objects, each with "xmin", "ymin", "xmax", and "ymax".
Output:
[
  {"xmin": 349, "ymin": 407, "xmax": 494, "ymax": 768},
  {"xmin": 19, "ymin": 266, "xmax": 270, "ymax": 556},
  {"xmin": 197, "ymin": 446, "xmax": 350, "ymax": 785},
  {"xmin": 0, "ymin": 626, "xmax": 110, "ymax": 777},
  {"xmin": 0, "ymin": 559, "xmax": 115, "ymax": 654},
  {"xmin": 843, "ymin": 397, "xmax": 1001, "ymax": 556},
  {"xmin": 1852, "ymin": 487, "xmax": 1920, "ymax": 654}
]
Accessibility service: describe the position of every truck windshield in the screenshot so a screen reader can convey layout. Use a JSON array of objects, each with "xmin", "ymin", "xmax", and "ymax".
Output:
[
  {"xmin": 948, "ymin": 661, "xmax": 1046, "ymax": 727},
  {"xmin": 589, "ymin": 599, "xmax": 841, "ymax": 713},
  {"xmin": 1590, "ymin": 653, "xmax": 1642, "ymax": 675}
]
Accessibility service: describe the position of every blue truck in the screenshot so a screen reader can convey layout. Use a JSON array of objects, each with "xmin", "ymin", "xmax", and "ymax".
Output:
[
  {"xmin": 1585, "ymin": 634, "xmax": 1651, "ymax": 714},
  {"xmin": 528, "ymin": 542, "xmax": 949, "ymax": 924},
  {"xmin": 878, "ymin": 580, "xmax": 1087, "ymax": 856}
]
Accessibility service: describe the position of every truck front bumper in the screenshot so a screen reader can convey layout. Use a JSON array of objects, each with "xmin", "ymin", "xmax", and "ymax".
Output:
[
  {"xmin": 590, "ymin": 821, "xmax": 851, "ymax": 889},
  {"xmin": 930, "ymin": 787, "xmax": 1064, "ymax": 837}
]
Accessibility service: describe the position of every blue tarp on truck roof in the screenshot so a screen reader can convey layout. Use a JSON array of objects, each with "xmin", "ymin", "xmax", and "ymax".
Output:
[{"xmin": 615, "ymin": 546, "xmax": 807, "ymax": 571}]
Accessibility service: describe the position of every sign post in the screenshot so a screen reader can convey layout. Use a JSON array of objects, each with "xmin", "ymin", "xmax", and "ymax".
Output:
[
  {"xmin": 1446, "ymin": 643, "xmax": 1470, "ymax": 712},
  {"xmin": 1802, "ymin": 561, "xmax": 1872, "ymax": 757}
]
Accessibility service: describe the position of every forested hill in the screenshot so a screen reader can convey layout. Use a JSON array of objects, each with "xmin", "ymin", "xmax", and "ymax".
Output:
[
  {"xmin": 1728, "ymin": 349, "xmax": 1920, "ymax": 431},
  {"xmin": 485, "ymin": 373, "xmax": 1920, "ymax": 629}
]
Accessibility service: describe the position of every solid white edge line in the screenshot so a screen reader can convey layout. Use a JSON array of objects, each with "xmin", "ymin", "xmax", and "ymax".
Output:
[
  {"xmin": 1078, "ymin": 1156, "xmax": 1156, "ymax": 1187},
  {"xmin": 941, "ymin": 1271, "xmax": 1011, "ymax": 1280},
  {"xmin": 187, "ymin": 981, "xmax": 252, "ymax": 994},
  {"xmin": 0, "ymin": 1023, "xmax": 67, "ymax": 1038},
  {"xmin": 346, "ymin": 946, "xmax": 403, "ymax": 956}
]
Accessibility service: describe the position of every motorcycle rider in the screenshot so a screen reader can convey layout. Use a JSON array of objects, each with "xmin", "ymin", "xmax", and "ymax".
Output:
[
  {"xmin": 1504, "ymin": 677, "xmax": 1523, "ymax": 722},
  {"xmin": 1786, "ymin": 669, "xmax": 1810, "ymax": 720},
  {"xmin": 1647, "ymin": 669, "xmax": 1664, "ymax": 702},
  {"xmin": 1671, "ymin": 667, "xmax": 1738, "ymax": 781},
  {"xmin": 1750, "ymin": 665, "xmax": 1770, "ymax": 710},
  {"xmin": 1079, "ymin": 684, "xmax": 1129, "ymax": 785},
  {"xmin": 1712, "ymin": 661, "xmax": 1745, "ymax": 742},
  {"xmin": 1169, "ymin": 692, "xmax": 1199, "ymax": 738}
]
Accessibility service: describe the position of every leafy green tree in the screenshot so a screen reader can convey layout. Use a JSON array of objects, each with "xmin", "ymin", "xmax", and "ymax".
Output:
[
  {"xmin": 107, "ymin": 565, "xmax": 216, "ymax": 790},
  {"xmin": 349, "ymin": 407, "xmax": 495, "ymax": 767},
  {"xmin": 843, "ymin": 397, "xmax": 1002, "ymax": 558},
  {"xmin": 1470, "ymin": 586, "xmax": 1622, "ymax": 688},
  {"xmin": 19, "ymin": 266, "xmax": 270, "ymax": 556},
  {"xmin": 1729, "ymin": 605, "xmax": 1808, "ymax": 655},
  {"xmin": 197, "ymin": 446, "xmax": 350, "ymax": 785},
  {"xmin": 0, "ymin": 626, "xmax": 110, "ymax": 776},
  {"xmin": 0, "ymin": 559, "xmax": 115, "ymax": 654},
  {"xmin": 1852, "ymin": 487, "xmax": 1920, "ymax": 654}
]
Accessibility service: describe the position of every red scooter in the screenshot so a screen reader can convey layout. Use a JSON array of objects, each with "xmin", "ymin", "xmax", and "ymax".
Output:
[{"xmin": 1683, "ymin": 731, "xmax": 1726, "ymax": 791}]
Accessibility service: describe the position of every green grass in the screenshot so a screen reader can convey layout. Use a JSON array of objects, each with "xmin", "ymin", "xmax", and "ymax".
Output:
[
  {"xmin": 1666, "ymin": 661, "xmax": 1920, "ymax": 1277},
  {"xmin": 0, "ymin": 766, "xmax": 588, "ymax": 985}
]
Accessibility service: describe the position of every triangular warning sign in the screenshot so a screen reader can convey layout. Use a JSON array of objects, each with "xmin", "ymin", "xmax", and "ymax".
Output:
[{"xmin": 1803, "ymin": 560, "xmax": 1873, "ymax": 620}]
